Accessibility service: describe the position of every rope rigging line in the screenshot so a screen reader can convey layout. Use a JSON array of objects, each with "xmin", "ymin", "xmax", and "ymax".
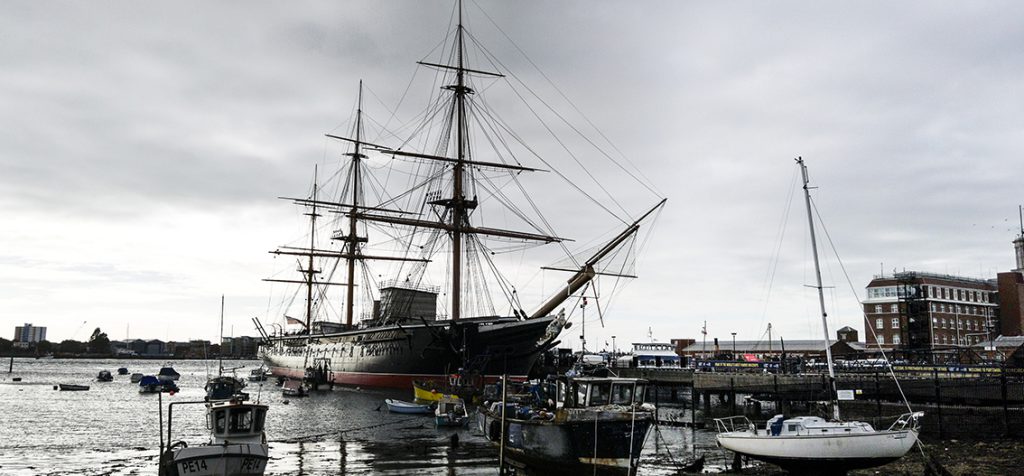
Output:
[
  {"xmin": 757, "ymin": 166, "xmax": 799, "ymax": 332},
  {"xmin": 464, "ymin": 32, "xmax": 631, "ymax": 224},
  {"xmin": 810, "ymin": 198, "xmax": 916, "ymax": 415},
  {"xmin": 466, "ymin": 2, "xmax": 663, "ymax": 199}
]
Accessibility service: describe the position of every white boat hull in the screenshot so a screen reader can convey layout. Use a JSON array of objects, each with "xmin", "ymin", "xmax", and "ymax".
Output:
[
  {"xmin": 171, "ymin": 443, "xmax": 269, "ymax": 476},
  {"xmin": 717, "ymin": 429, "xmax": 918, "ymax": 471}
]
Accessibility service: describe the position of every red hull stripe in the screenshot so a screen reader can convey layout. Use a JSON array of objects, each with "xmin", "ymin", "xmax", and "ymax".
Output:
[{"xmin": 269, "ymin": 367, "xmax": 525, "ymax": 389}]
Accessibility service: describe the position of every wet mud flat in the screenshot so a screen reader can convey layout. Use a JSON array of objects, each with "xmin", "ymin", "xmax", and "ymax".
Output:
[{"xmin": 724, "ymin": 439, "xmax": 1024, "ymax": 475}]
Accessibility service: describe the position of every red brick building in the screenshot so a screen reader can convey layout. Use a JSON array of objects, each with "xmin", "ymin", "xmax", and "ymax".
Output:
[{"xmin": 863, "ymin": 272, "xmax": 997, "ymax": 350}]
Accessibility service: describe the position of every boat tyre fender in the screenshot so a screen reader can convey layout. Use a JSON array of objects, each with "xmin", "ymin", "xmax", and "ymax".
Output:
[{"xmin": 488, "ymin": 420, "xmax": 501, "ymax": 441}]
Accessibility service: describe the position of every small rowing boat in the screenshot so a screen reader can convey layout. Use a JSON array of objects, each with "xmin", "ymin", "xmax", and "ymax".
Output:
[{"xmin": 384, "ymin": 398, "xmax": 433, "ymax": 414}]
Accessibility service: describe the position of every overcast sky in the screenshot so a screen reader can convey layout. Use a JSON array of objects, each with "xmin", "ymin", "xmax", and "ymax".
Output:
[{"xmin": 2, "ymin": 1, "xmax": 1023, "ymax": 349}]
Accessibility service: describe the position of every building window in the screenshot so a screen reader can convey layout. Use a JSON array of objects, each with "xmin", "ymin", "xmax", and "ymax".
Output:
[
  {"xmin": 876, "ymin": 318, "xmax": 884, "ymax": 330},
  {"xmin": 890, "ymin": 304, "xmax": 898, "ymax": 313},
  {"xmin": 942, "ymin": 288, "xmax": 948, "ymax": 299},
  {"xmin": 931, "ymin": 303, "xmax": 937, "ymax": 312},
  {"xmin": 893, "ymin": 334, "xmax": 901, "ymax": 345},
  {"xmin": 878, "ymin": 335, "xmax": 885, "ymax": 345},
  {"xmin": 941, "ymin": 318, "xmax": 947, "ymax": 328},
  {"xmin": 941, "ymin": 304, "xmax": 946, "ymax": 313},
  {"xmin": 891, "ymin": 318, "xmax": 900, "ymax": 329},
  {"xmin": 956, "ymin": 305, "xmax": 961, "ymax": 314},
  {"xmin": 875, "ymin": 305, "xmax": 883, "ymax": 314}
]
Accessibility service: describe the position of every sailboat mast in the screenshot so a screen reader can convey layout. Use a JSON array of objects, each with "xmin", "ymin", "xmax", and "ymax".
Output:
[
  {"xmin": 797, "ymin": 156, "xmax": 841, "ymax": 421},
  {"xmin": 345, "ymin": 83, "xmax": 364, "ymax": 328},
  {"xmin": 450, "ymin": 2, "xmax": 468, "ymax": 321},
  {"xmin": 219, "ymin": 294, "xmax": 224, "ymax": 376}
]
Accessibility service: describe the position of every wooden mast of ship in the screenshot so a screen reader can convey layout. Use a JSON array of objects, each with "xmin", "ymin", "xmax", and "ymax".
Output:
[{"xmin": 340, "ymin": 82, "xmax": 366, "ymax": 329}]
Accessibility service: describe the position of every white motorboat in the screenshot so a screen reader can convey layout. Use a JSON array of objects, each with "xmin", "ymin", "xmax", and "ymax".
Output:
[
  {"xmin": 434, "ymin": 395, "xmax": 469, "ymax": 427},
  {"xmin": 159, "ymin": 397, "xmax": 269, "ymax": 476},
  {"xmin": 715, "ymin": 158, "xmax": 923, "ymax": 473},
  {"xmin": 130, "ymin": 373, "xmax": 145, "ymax": 383}
]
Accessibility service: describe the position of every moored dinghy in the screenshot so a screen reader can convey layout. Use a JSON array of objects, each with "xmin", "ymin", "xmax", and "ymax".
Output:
[
  {"xmin": 157, "ymin": 366, "xmax": 180, "ymax": 382},
  {"xmin": 384, "ymin": 398, "xmax": 434, "ymax": 415},
  {"xmin": 714, "ymin": 158, "xmax": 923, "ymax": 473}
]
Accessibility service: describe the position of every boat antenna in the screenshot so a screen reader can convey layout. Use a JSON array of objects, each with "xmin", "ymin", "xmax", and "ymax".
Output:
[{"xmin": 797, "ymin": 157, "xmax": 841, "ymax": 421}]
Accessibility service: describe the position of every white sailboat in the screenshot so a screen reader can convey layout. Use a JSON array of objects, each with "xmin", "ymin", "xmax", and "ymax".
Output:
[{"xmin": 714, "ymin": 157, "xmax": 922, "ymax": 473}]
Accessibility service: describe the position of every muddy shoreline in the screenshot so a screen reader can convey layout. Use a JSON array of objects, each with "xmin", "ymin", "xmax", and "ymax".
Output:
[{"xmin": 721, "ymin": 439, "xmax": 1024, "ymax": 475}]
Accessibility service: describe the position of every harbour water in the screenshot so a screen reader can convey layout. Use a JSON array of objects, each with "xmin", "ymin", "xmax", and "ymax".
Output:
[{"xmin": 0, "ymin": 359, "xmax": 725, "ymax": 475}]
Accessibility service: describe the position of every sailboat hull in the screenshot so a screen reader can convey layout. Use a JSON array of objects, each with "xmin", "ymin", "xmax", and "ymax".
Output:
[
  {"xmin": 717, "ymin": 429, "xmax": 918, "ymax": 472},
  {"xmin": 260, "ymin": 315, "xmax": 558, "ymax": 389}
]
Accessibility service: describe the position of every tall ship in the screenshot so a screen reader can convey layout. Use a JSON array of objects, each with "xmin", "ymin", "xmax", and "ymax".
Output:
[{"xmin": 257, "ymin": 4, "xmax": 664, "ymax": 389}]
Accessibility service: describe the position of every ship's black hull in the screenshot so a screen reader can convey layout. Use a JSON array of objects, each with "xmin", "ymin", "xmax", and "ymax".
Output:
[{"xmin": 260, "ymin": 315, "xmax": 560, "ymax": 389}]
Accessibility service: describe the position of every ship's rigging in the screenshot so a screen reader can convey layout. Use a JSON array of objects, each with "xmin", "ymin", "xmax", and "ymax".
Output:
[{"xmin": 262, "ymin": 2, "xmax": 665, "ymax": 335}]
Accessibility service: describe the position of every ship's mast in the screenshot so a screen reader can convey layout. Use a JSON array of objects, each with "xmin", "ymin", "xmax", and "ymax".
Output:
[
  {"xmin": 797, "ymin": 157, "xmax": 841, "ymax": 421},
  {"xmin": 344, "ymin": 83, "xmax": 365, "ymax": 328},
  {"xmin": 450, "ymin": 3, "xmax": 468, "ymax": 321},
  {"xmin": 304, "ymin": 167, "xmax": 321, "ymax": 332}
]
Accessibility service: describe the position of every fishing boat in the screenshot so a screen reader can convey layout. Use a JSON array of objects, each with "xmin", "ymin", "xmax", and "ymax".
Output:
[
  {"xmin": 157, "ymin": 366, "xmax": 180, "ymax": 382},
  {"xmin": 205, "ymin": 296, "xmax": 249, "ymax": 403},
  {"xmin": 384, "ymin": 398, "xmax": 434, "ymax": 415},
  {"xmin": 159, "ymin": 397, "xmax": 269, "ymax": 476},
  {"xmin": 206, "ymin": 376, "xmax": 247, "ymax": 402},
  {"xmin": 478, "ymin": 376, "xmax": 654, "ymax": 475},
  {"xmin": 257, "ymin": 2, "xmax": 663, "ymax": 391},
  {"xmin": 412, "ymin": 379, "xmax": 459, "ymax": 403},
  {"xmin": 714, "ymin": 158, "xmax": 923, "ymax": 473},
  {"xmin": 130, "ymin": 372, "xmax": 145, "ymax": 383},
  {"xmin": 58, "ymin": 384, "xmax": 90, "ymax": 391},
  {"xmin": 96, "ymin": 370, "xmax": 114, "ymax": 382},
  {"xmin": 434, "ymin": 395, "xmax": 469, "ymax": 427}
]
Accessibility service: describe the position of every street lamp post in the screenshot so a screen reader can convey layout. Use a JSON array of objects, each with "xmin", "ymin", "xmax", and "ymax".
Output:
[
  {"xmin": 731, "ymin": 332, "xmax": 737, "ymax": 360},
  {"xmin": 611, "ymin": 336, "xmax": 616, "ymax": 355}
]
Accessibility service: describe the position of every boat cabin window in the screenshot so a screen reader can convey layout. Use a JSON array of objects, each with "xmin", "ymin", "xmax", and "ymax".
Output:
[
  {"xmin": 635, "ymin": 384, "xmax": 646, "ymax": 404},
  {"xmin": 214, "ymin": 410, "xmax": 227, "ymax": 434},
  {"xmin": 588, "ymin": 382, "xmax": 610, "ymax": 406},
  {"xmin": 229, "ymin": 407, "xmax": 254, "ymax": 434},
  {"xmin": 253, "ymin": 408, "xmax": 266, "ymax": 433},
  {"xmin": 611, "ymin": 383, "xmax": 633, "ymax": 405},
  {"xmin": 576, "ymin": 383, "xmax": 588, "ymax": 407}
]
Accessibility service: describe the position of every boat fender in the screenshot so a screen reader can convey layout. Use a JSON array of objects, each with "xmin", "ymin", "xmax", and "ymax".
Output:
[{"xmin": 489, "ymin": 420, "xmax": 501, "ymax": 441}]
